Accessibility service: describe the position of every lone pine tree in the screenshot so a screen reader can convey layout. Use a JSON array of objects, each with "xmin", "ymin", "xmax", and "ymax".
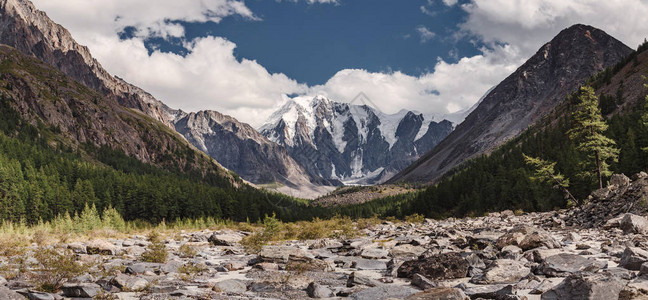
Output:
[{"xmin": 567, "ymin": 86, "xmax": 619, "ymax": 189}]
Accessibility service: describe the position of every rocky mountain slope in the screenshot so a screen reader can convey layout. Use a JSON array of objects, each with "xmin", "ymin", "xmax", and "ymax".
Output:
[
  {"xmin": 0, "ymin": 0, "xmax": 335, "ymax": 196},
  {"xmin": 260, "ymin": 95, "xmax": 454, "ymax": 184},
  {"xmin": 0, "ymin": 0, "xmax": 179, "ymax": 128},
  {"xmin": 0, "ymin": 44, "xmax": 228, "ymax": 177},
  {"xmin": 389, "ymin": 24, "xmax": 633, "ymax": 184},
  {"xmin": 173, "ymin": 110, "xmax": 336, "ymax": 198},
  {"xmin": 4, "ymin": 173, "xmax": 648, "ymax": 299}
]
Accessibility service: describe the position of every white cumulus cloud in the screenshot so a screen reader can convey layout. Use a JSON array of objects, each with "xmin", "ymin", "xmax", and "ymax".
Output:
[{"xmin": 29, "ymin": 0, "xmax": 648, "ymax": 128}]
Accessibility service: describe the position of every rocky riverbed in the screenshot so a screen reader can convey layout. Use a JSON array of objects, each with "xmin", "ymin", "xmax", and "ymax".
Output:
[{"xmin": 2, "ymin": 173, "xmax": 648, "ymax": 299}]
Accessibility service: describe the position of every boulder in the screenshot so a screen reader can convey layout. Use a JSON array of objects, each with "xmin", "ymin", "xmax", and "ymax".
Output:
[
  {"xmin": 610, "ymin": 174, "xmax": 631, "ymax": 187},
  {"xmin": 620, "ymin": 214, "xmax": 648, "ymax": 234},
  {"xmin": 462, "ymin": 284, "xmax": 516, "ymax": 299},
  {"xmin": 86, "ymin": 240, "xmax": 117, "ymax": 255},
  {"xmin": 287, "ymin": 254, "xmax": 332, "ymax": 272},
  {"xmin": 496, "ymin": 225, "xmax": 560, "ymax": 251},
  {"xmin": 112, "ymin": 274, "xmax": 149, "ymax": 291},
  {"xmin": 397, "ymin": 252, "xmax": 469, "ymax": 280},
  {"xmin": 500, "ymin": 245, "xmax": 523, "ymax": 260},
  {"xmin": 405, "ymin": 287, "xmax": 468, "ymax": 300},
  {"xmin": 0, "ymin": 286, "xmax": 25, "ymax": 300},
  {"xmin": 347, "ymin": 272, "xmax": 381, "ymax": 287},
  {"xmin": 471, "ymin": 259, "xmax": 530, "ymax": 284},
  {"xmin": 411, "ymin": 273, "xmax": 437, "ymax": 290},
  {"xmin": 62, "ymin": 283, "xmax": 101, "ymax": 298},
  {"xmin": 620, "ymin": 247, "xmax": 648, "ymax": 270},
  {"xmin": 350, "ymin": 285, "xmax": 419, "ymax": 300},
  {"xmin": 306, "ymin": 282, "xmax": 334, "ymax": 298},
  {"xmin": 351, "ymin": 258, "xmax": 388, "ymax": 270},
  {"xmin": 541, "ymin": 274, "xmax": 625, "ymax": 300},
  {"xmin": 537, "ymin": 253, "xmax": 606, "ymax": 276},
  {"xmin": 22, "ymin": 291, "xmax": 54, "ymax": 300},
  {"xmin": 390, "ymin": 244, "xmax": 426, "ymax": 259},
  {"xmin": 259, "ymin": 245, "xmax": 308, "ymax": 263},
  {"xmin": 213, "ymin": 279, "xmax": 247, "ymax": 294},
  {"xmin": 361, "ymin": 248, "xmax": 389, "ymax": 259},
  {"xmin": 208, "ymin": 232, "xmax": 243, "ymax": 246}
]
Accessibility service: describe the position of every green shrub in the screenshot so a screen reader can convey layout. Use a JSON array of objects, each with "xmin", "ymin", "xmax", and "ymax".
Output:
[
  {"xmin": 31, "ymin": 247, "xmax": 87, "ymax": 292},
  {"xmin": 404, "ymin": 213, "xmax": 425, "ymax": 224},
  {"xmin": 178, "ymin": 243, "xmax": 198, "ymax": 258},
  {"xmin": 140, "ymin": 232, "xmax": 168, "ymax": 263}
]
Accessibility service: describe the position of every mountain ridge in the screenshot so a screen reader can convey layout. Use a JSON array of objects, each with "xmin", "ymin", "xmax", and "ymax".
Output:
[
  {"xmin": 388, "ymin": 24, "xmax": 634, "ymax": 184},
  {"xmin": 260, "ymin": 95, "xmax": 454, "ymax": 184}
]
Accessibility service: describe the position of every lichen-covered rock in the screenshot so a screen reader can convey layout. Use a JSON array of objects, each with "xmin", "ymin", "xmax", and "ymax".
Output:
[{"xmin": 397, "ymin": 252, "xmax": 469, "ymax": 280}]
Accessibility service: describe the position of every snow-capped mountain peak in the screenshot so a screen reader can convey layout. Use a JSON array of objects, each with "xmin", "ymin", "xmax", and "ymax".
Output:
[{"xmin": 259, "ymin": 95, "xmax": 455, "ymax": 184}]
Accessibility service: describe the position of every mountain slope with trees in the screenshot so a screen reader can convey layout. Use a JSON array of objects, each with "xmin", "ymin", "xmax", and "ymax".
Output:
[
  {"xmin": 0, "ymin": 44, "xmax": 323, "ymax": 224},
  {"xmin": 388, "ymin": 24, "xmax": 633, "ymax": 184},
  {"xmin": 334, "ymin": 41, "xmax": 648, "ymax": 219}
]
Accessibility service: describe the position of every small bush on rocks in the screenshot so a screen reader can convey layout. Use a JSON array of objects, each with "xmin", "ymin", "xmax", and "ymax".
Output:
[
  {"xmin": 31, "ymin": 246, "xmax": 87, "ymax": 292},
  {"xmin": 405, "ymin": 213, "xmax": 425, "ymax": 224},
  {"xmin": 140, "ymin": 231, "xmax": 168, "ymax": 263},
  {"xmin": 178, "ymin": 243, "xmax": 198, "ymax": 258}
]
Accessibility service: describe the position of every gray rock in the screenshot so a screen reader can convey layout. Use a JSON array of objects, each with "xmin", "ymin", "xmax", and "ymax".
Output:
[
  {"xmin": 361, "ymin": 248, "xmax": 389, "ymax": 259},
  {"xmin": 610, "ymin": 174, "xmax": 630, "ymax": 187},
  {"xmin": 530, "ymin": 280, "xmax": 556, "ymax": 294},
  {"xmin": 496, "ymin": 225, "xmax": 560, "ymax": 251},
  {"xmin": 347, "ymin": 272, "xmax": 381, "ymax": 287},
  {"xmin": 213, "ymin": 279, "xmax": 247, "ymax": 294},
  {"xmin": 619, "ymin": 247, "xmax": 648, "ymax": 270},
  {"xmin": 125, "ymin": 262, "xmax": 160, "ymax": 275},
  {"xmin": 405, "ymin": 287, "xmax": 468, "ymax": 300},
  {"xmin": 541, "ymin": 274, "xmax": 625, "ymax": 300},
  {"xmin": 67, "ymin": 242, "xmax": 87, "ymax": 254},
  {"xmin": 306, "ymin": 282, "xmax": 334, "ymax": 298},
  {"xmin": 0, "ymin": 287, "xmax": 24, "ymax": 300},
  {"xmin": 253, "ymin": 262, "xmax": 279, "ymax": 271},
  {"xmin": 259, "ymin": 245, "xmax": 309, "ymax": 263},
  {"xmin": 390, "ymin": 244, "xmax": 426, "ymax": 259},
  {"xmin": 208, "ymin": 232, "xmax": 243, "ymax": 246},
  {"xmin": 462, "ymin": 284, "xmax": 516, "ymax": 299},
  {"xmin": 62, "ymin": 283, "xmax": 101, "ymax": 298},
  {"xmin": 112, "ymin": 274, "xmax": 149, "ymax": 291},
  {"xmin": 411, "ymin": 273, "xmax": 437, "ymax": 290},
  {"xmin": 500, "ymin": 245, "xmax": 523, "ymax": 260},
  {"xmin": 620, "ymin": 213, "xmax": 648, "ymax": 234},
  {"xmin": 351, "ymin": 258, "xmax": 388, "ymax": 270},
  {"xmin": 640, "ymin": 262, "xmax": 648, "ymax": 276},
  {"xmin": 86, "ymin": 240, "xmax": 117, "ymax": 255},
  {"xmin": 472, "ymin": 259, "xmax": 530, "ymax": 284},
  {"xmin": 538, "ymin": 253, "xmax": 606, "ymax": 276},
  {"xmin": 350, "ymin": 285, "xmax": 419, "ymax": 300},
  {"xmin": 24, "ymin": 291, "xmax": 54, "ymax": 300}
]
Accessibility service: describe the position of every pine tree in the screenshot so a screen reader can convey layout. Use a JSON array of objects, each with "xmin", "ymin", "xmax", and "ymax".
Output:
[
  {"xmin": 523, "ymin": 154, "xmax": 577, "ymax": 206},
  {"xmin": 567, "ymin": 86, "xmax": 620, "ymax": 189}
]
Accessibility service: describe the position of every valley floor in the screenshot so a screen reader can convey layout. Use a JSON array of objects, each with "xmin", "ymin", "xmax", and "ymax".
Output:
[{"xmin": 1, "ymin": 173, "xmax": 648, "ymax": 299}]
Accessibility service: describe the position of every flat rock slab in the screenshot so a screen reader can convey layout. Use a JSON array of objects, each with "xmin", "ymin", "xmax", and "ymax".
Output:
[
  {"xmin": 350, "ymin": 285, "xmax": 419, "ymax": 300},
  {"xmin": 538, "ymin": 253, "xmax": 606, "ymax": 276},
  {"xmin": 541, "ymin": 274, "xmax": 625, "ymax": 300},
  {"xmin": 405, "ymin": 287, "xmax": 468, "ymax": 300},
  {"xmin": 472, "ymin": 259, "xmax": 530, "ymax": 284},
  {"xmin": 213, "ymin": 279, "xmax": 247, "ymax": 294}
]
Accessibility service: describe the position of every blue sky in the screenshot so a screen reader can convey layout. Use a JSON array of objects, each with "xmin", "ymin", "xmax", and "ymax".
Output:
[
  {"xmin": 131, "ymin": 0, "xmax": 480, "ymax": 86},
  {"xmin": 31, "ymin": 0, "xmax": 648, "ymax": 127}
]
